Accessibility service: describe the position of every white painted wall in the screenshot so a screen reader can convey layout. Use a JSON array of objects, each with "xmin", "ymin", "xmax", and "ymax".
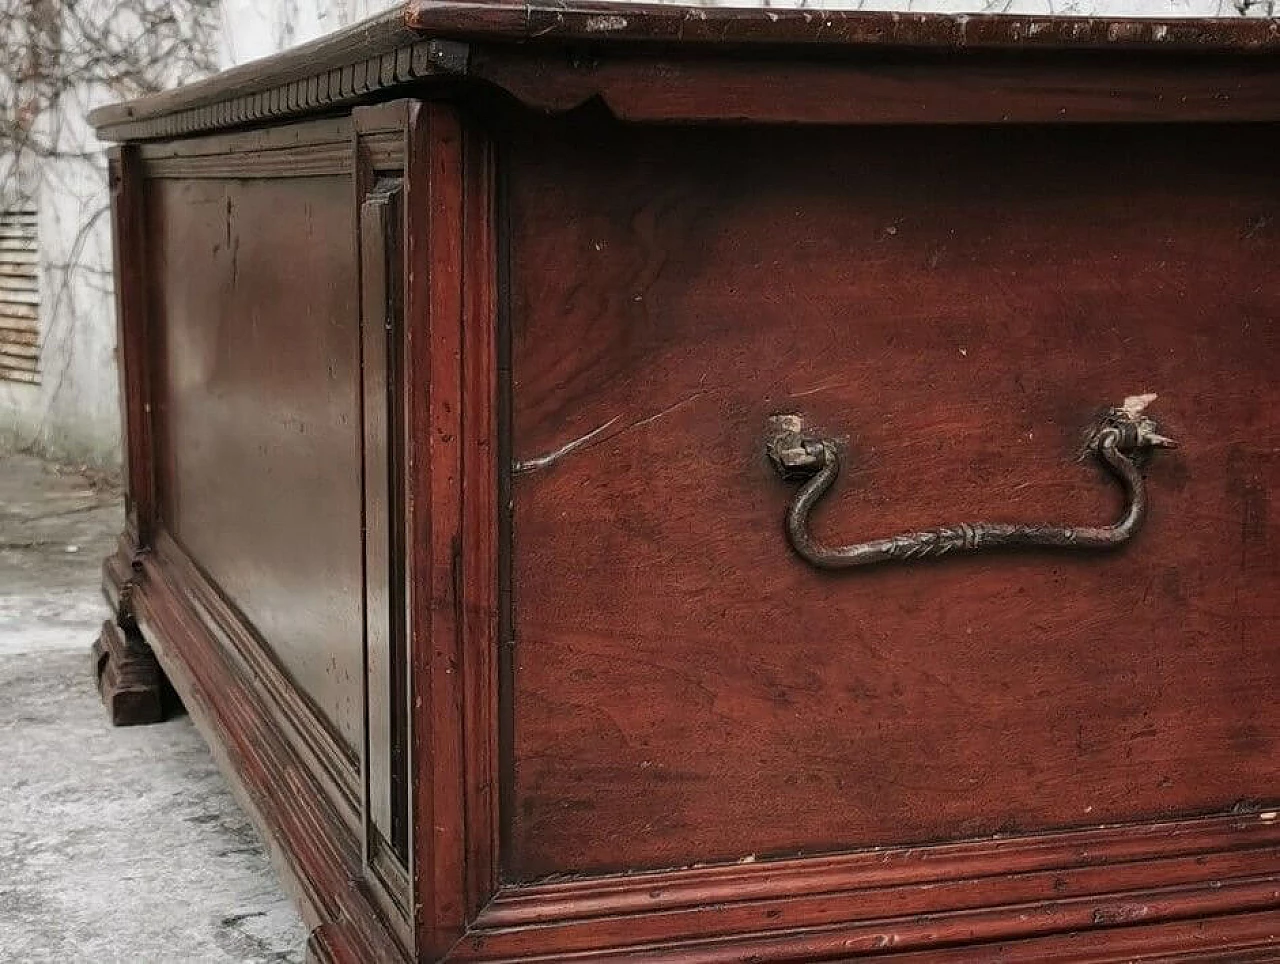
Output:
[
  {"xmin": 218, "ymin": 0, "xmax": 387, "ymax": 68},
  {"xmin": 0, "ymin": 66, "xmax": 121, "ymax": 466},
  {"xmin": 1, "ymin": 0, "xmax": 1270, "ymax": 469},
  {"xmin": 0, "ymin": 0, "xmax": 213, "ymax": 468}
]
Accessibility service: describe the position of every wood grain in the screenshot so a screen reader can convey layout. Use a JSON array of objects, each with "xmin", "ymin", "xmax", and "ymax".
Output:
[
  {"xmin": 507, "ymin": 118, "xmax": 1280, "ymax": 879},
  {"xmin": 403, "ymin": 100, "xmax": 502, "ymax": 958},
  {"xmin": 458, "ymin": 904, "xmax": 1280, "ymax": 961},
  {"xmin": 482, "ymin": 813, "xmax": 1280, "ymax": 928},
  {"xmin": 89, "ymin": 6, "xmax": 1280, "ymax": 142},
  {"xmin": 458, "ymin": 813, "xmax": 1280, "ymax": 959},
  {"xmin": 458, "ymin": 118, "xmax": 500, "ymax": 924},
  {"xmin": 406, "ymin": 1, "xmax": 1280, "ymax": 52},
  {"xmin": 148, "ymin": 171, "xmax": 367, "ymax": 756},
  {"xmin": 470, "ymin": 52, "xmax": 1280, "ymax": 125}
]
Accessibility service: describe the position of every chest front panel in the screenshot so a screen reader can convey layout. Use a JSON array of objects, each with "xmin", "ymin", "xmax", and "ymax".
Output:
[{"xmin": 507, "ymin": 120, "xmax": 1279, "ymax": 880}]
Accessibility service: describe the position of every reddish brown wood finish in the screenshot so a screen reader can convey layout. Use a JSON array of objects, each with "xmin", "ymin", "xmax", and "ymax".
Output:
[
  {"xmin": 457, "ymin": 118, "xmax": 500, "ymax": 927},
  {"xmin": 462, "ymin": 786, "xmax": 1280, "ymax": 957},
  {"xmin": 405, "ymin": 1, "xmax": 1280, "ymax": 52},
  {"xmin": 405, "ymin": 101, "xmax": 499, "ymax": 953},
  {"xmin": 508, "ymin": 119, "xmax": 1280, "ymax": 879},
  {"xmin": 468, "ymin": 53, "xmax": 1280, "ymax": 125},
  {"xmin": 461, "ymin": 906, "xmax": 1280, "ymax": 962},
  {"xmin": 94, "ymin": 12, "xmax": 1280, "ymax": 964},
  {"xmin": 402, "ymin": 99, "xmax": 480, "ymax": 958},
  {"xmin": 87, "ymin": 6, "xmax": 1280, "ymax": 141}
]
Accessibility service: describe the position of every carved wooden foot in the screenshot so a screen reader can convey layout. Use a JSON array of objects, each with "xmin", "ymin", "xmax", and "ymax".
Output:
[{"xmin": 92, "ymin": 619, "xmax": 167, "ymax": 726}]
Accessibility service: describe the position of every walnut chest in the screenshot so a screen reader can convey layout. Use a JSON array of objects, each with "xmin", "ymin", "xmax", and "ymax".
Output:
[{"xmin": 92, "ymin": 4, "xmax": 1280, "ymax": 960}]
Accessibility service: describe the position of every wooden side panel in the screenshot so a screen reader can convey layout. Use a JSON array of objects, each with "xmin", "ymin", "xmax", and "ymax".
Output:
[
  {"xmin": 148, "ymin": 173, "xmax": 365, "ymax": 755},
  {"xmin": 506, "ymin": 119, "xmax": 1280, "ymax": 880},
  {"xmin": 123, "ymin": 105, "xmax": 501, "ymax": 963}
]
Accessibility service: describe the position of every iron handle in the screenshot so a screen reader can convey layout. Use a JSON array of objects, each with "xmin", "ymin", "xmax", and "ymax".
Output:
[{"xmin": 765, "ymin": 396, "xmax": 1177, "ymax": 571}]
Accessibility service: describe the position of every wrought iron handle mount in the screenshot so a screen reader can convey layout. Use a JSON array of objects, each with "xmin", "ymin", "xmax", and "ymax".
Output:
[{"xmin": 765, "ymin": 396, "xmax": 1177, "ymax": 570}]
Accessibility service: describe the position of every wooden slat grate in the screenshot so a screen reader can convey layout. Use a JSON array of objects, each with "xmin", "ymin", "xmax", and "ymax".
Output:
[{"xmin": 0, "ymin": 209, "xmax": 39, "ymax": 383}]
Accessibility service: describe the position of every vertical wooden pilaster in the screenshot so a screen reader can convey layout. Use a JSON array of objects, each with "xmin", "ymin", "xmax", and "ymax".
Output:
[
  {"xmin": 403, "ymin": 100, "xmax": 501, "ymax": 959},
  {"xmin": 108, "ymin": 145, "xmax": 155, "ymax": 549}
]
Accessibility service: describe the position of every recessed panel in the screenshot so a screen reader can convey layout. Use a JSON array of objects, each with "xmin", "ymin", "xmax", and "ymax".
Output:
[{"xmin": 151, "ymin": 174, "xmax": 364, "ymax": 754}]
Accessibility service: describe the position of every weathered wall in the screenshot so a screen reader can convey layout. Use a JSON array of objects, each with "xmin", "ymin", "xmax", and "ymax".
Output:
[
  {"xmin": 218, "ymin": 0, "xmax": 387, "ymax": 67},
  {"xmin": 0, "ymin": 0, "xmax": 214, "ymax": 470},
  {"xmin": 0, "ymin": 0, "xmax": 1271, "ymax": 470},
  {"xmin": 0, "ymin": 102, "xmax": 119, "ymax": 467}
]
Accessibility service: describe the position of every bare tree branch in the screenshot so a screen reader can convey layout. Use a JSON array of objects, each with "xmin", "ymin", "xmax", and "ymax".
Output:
[
  {"xmin": 2, "ymin": 0, "xmax": 217, "ymax": 205},
  {"xmin": 0, "ymin": 0, "xmax": 215, "ymax": 459}
]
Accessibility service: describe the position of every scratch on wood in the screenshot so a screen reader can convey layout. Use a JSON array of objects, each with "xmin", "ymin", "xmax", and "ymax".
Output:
[
  {"xmin": 614, "ymin": 391, "xmax": 707, "ymax": 438},
  {"xmin": 513, "ymin": 392, "xmax": 710, "ymax": 475},
  {"xmin": 788, "ymin": 380, "xmax": 847, "ymax": 399},
  {"xmin": 514, "ymin": 417, "xmax": 620, "ymax": 474}
]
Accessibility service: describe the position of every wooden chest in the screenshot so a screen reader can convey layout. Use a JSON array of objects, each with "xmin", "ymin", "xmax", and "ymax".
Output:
[{"xmin": 92, "ymin": 4, "xmax": 1280, "ymax": 961}]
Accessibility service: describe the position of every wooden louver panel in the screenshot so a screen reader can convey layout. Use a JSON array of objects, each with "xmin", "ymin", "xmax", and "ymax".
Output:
[{"xmin": 0, "ymin": 208, "xmax": 40, "ymax": 384}]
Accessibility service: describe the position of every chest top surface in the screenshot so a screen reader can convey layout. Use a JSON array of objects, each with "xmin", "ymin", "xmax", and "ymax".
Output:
[{"xmin": 88, "ymin": 1, "xmax": 1280, "ymax": 142}]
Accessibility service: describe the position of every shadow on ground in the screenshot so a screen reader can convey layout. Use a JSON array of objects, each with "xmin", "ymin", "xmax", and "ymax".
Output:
[{"xmin": 1, "ymin": 453, "xmax": 306, "ymax": 963}]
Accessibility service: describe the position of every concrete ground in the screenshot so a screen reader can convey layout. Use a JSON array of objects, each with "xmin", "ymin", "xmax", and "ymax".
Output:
[{"xmin": 0, "ymin": 452, "xmax": 307, "ymax": 963}]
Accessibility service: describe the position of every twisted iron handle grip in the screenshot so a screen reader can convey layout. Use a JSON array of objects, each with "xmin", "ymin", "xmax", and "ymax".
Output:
[{"xmin": 766, "ymin": 399, "xmax": 1176, "ymax": 571}]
